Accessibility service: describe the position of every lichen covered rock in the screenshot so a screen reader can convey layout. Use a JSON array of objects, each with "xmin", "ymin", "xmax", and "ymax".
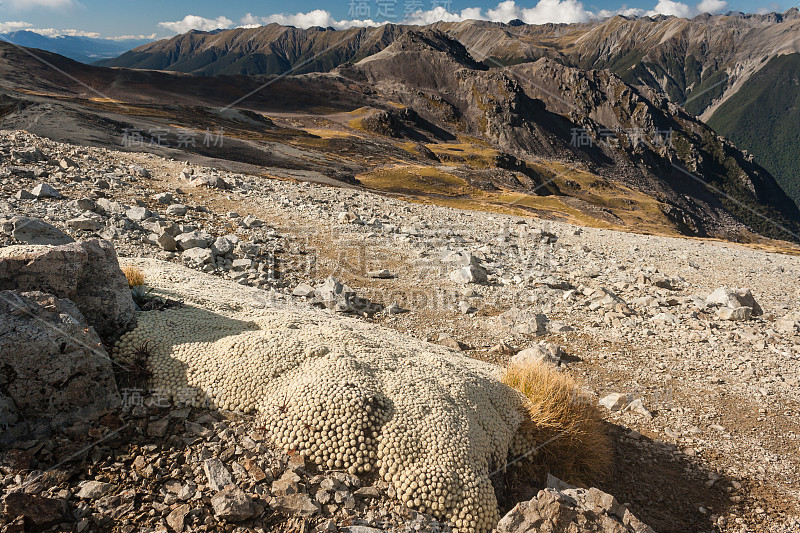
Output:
[
  {"xmin": 113, "ymin": 259, "xmax": 537, "ymax": 533},
  {"xmin": 0, "ymin": 239, "xmax": 135, "ymax": 339},
  {"xmin": 0, "ymin": 290, "xmax": 121, "ymax": 440}
]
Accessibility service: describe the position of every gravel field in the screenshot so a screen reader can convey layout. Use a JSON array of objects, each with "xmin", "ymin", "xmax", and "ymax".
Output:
[{"xmin": 1, "ymin": 130, "xmax": 799, "ymax": 532}]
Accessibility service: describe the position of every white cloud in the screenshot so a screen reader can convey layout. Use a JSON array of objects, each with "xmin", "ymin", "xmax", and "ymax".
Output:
[
  {"xmin": 695, "ymin": 0, "xmax": 728, "ymax": 13},
  {"xmin": 158, "ymin": 15, "xmax": 233, "ymax": 34},
  {"xmin": 486, "ymin": 1, "xmax": 521, "ymax": 21},
  {"xmin": 0, "ymin": 23, "xmax": 103, "ymax": 37},
  {"xmin": 405, "ymin": 6, "xmax": 487, "ymax": 24},
  {"xmin": 0, "ymin": 20, "xmax": 32, "ymax": 32},
  {"xmin": 26, "ymin": 28, "xmax": 99, "ymax": 37},
  {"xmin": 648, "ymin": 0, "xmax": 693, "ymax": 17},
  {"xmin": 459, "ymin": 7, "xmax": 486, "ymax": 20},
  {"xmin": 522, "ymin": 0, "xmax": 592, "ymax": 23},
  {"xmin": 1, "ymin": 0, "xmax": 76, "ymax": 9},
  {"xmin": 242, "ymin": 10, "xmax": 335, "ymax": 28},
  {"xmin": 107, "ymin": 33, "xmax": 158, "ymax": 41},
  {"xmin": 241, "ymin": 11, "xmax": 383, "ymax": 30},
  {"xmin": 407, "ymin": 0, "xmax": 591, "ymax": 25},
  {"xmin": 595, "ymin": 6, "xmax": 647, "ymax": 17}
]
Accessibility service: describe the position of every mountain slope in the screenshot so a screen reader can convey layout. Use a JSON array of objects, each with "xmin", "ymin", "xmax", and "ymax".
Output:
[
  {"xmin": 338, "ymin": 31, "xmax": 800, "ymax": 241},
  {"xmin": 97, "ymin": 12, "xmax": 800, "ymax": 204},
  {"xmin": 706, "ymin": 53, "xmax": 800, "ymax": 203},
  {"xmin": 96, "ymin": 25, "xmax": 406, "ymax": 76},
  {"xmin": 560, "ymin": 10, "xmax": 800, "ymax": 115}
]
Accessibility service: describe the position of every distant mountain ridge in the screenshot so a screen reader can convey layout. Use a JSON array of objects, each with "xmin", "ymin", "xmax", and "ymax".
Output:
[
  {"xmin": 98, "ymin": 9, "xmax": 800, "ymax": 205},
  {"xmin": 0, "ymin": 31, "xmax": 152, "ymax": 64},
  {"xmin": 97, "ymin": 25, "xmax": 406, "ymax": 76}
]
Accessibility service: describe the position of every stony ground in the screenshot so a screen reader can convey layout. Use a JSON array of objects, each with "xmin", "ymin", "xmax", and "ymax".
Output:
[{"xmin": 1, "ymin": 130, "xmax": 800, "ymax": 532}]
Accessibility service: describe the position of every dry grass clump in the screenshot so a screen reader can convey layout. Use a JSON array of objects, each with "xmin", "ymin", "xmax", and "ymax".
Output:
[
  {"xmin": 503, "ymin": 361, "xmax": 612, "ymax": 487},
  {"xmin": 122, "ymin": 266, "xmax": 145, "ymax": 288}
]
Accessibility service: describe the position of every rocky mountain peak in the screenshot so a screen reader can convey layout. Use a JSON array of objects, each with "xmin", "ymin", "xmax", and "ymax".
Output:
[{"xmin": 358, "ymin": 29, "xmax": 486, "ymax": 71}]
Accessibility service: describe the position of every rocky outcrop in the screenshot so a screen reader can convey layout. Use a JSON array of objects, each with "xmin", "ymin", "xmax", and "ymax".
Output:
[
  {"xmin": 497, "ymin": 485, "xmax": 654, "ymax": 533},
  {"xmin": 0, "ymin": 290, "xmax": 121, "ymax": 442},
  {"xmin": 0, "ymin": 238, "xmax": 135, "ymax": 339}
]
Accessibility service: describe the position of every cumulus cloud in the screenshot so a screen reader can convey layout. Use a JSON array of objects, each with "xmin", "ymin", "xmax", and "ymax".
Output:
[
  {"xmin": 695, "ymin": 0, "xmax": 728, "ymax": 13},
  {"xmin": 158, "ymin": 15, "xmax": 233, "ymax": 34},
  {"xmin": 1, "ymin": 0, "xmax": 76, "ymax": 9},
  {"xmin": 405, "ymin": 6, "xmax": 485, "ymax": 24},
  {"xmin": 242, "ymin": 10, "xmax": 336, "ymax": 28},
  {"xmin": 241, "ymin": 11, "xmax": 383, "ymax": 29},
  {"xmin": 485, "ymin": 1, "xmax": 520, "ymax": 21},
  {"xmin": 522, "ymin": 0, "xmax": 592, "ymax": 23},
  {"xmin": 595, "ymin": 6, "xmax": 647, "ymax": 18},
  {"xmin": 648, "ymin": 0, "xmax": 693, "ymax": 17},
  {"xmin": 0, "ymin": 20, "xmax": 32, "ymax": 32}
]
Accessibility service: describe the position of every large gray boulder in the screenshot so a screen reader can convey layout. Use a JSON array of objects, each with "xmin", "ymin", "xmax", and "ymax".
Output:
[
  {"xmin": 312, "ymin": 277, "xmax": 382, "ymax": 316},
  {"xmin": 0, "ymin": 291, "xmax": 121, "ymax": 441},
  {"xmin": 313, "ymin": 277, "xmax": 358, "ymax": 313},
  {"xmin": 210, "ymin": 486, "xmax": 261, "ymax": 521},
  {"xmin": 6, "ymin": 216, "xmax": 74, "ymax": 245},
  {"xmin": 511, "ymin": 341, "xmax": 565, "ymax": 367},
  {"xmin": 175, "ymin": 230, "xmax": 212, "ymax": 251},
  {"xmin": 706, "ymin": 287, "xmax": 763, "ymax": 316},
  {"xmin": 0, "ymin": 239, "xmax": 135, "ymax": 339}
]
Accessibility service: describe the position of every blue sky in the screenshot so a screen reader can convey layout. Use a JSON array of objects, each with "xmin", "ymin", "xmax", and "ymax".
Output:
[{"xmin": 0, "ymin": 0, "xmax": 794, "ymax": 39}]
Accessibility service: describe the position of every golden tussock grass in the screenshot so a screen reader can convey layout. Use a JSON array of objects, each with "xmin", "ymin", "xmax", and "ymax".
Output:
[
  {"xmin": 503, "ymin": 361, "xmax": 612, "ymax": 487},
  {"xmin": 121, "ymin": 266, "xmax": 145, "ymax": 288}
]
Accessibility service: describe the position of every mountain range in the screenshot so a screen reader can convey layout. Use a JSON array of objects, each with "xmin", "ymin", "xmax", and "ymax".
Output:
[
  {"xmin": 0, "ymin": 30, "xmax": 152, "ymax": 64},
  {"xmin": 98, "ymin": 9, "xmax": 800, "ymax": 206},
  {"xmin": 1, "ymin": 22, "xmax": 799, "ymax": 243}
]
